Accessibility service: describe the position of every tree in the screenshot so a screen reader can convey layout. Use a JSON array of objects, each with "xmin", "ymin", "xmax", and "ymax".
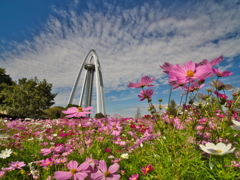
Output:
[
  {"xmin": 43, "ymin": 106, "xmax": 65, "ymax": 119},
  {"xmin": 0, "ymin": 68, "xmax": 14, "ymax": 105},
  {"xmin": 167, "ymin": 99, "xmax": 178, "ymax": 117},
  {"xmin": 0, "ymin": 77, "xmax": 57, "ymax": 118}
]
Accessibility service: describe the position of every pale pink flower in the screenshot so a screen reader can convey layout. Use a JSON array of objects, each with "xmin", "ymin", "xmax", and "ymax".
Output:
[
  {"xmin": 128, "ymin": 76, "xmax": 155, "ymax": 88},
  {"xmin": 210, "ymin": 80, "xmax": 233, "ymax": 91},
  {"xmin": 91, "ymin": 160, "xmax": 120, "ymax": 180},
  {"xmin": 54, "ymin": 160, "xmax": 90, "ymax": 180},
  {"xmin": 138, "ymin": 89, "xmax": 154, "ymax": 101},
  {"xmin": 62, "ymin": 106, "xmax": 93, "ymax": 118},
  {"xmin": 0, "ymin": 171, "xmax": 5, "ymax": 178},
  {"xmin": 9, "ymin": 161, "xmax": 25, "ymax": 169}
]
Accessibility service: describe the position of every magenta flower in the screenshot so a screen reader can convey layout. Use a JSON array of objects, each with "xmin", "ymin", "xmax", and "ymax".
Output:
[
  {"xmin": 160, "ymin": 62, "xmax": 175, "ymax": 74},
  {"xmin": 91, "ymin": 160, "xmax": 120, "ymax": 180},
  {"xmin": 40, "ymin": 157, "xmax": 53, "ymax": 167},
  {"xmin": 212, "ymin": 68, "xmax": 233, "ymax": 77},
  {"xmin": 141, "ymin": 164, "xmax": 153, "ymax": 175},
  {"xmin": 9, "ymin": 161, "xmax": 25, "ymax": 169},
  {"xmin": 62, "ymin": 106, "xmax": 93, "ymax": 118},
  {"xmin": 0, "ymin": 171, "xmax": 5, "ymax": 178},
  {"xmin": 54, "ymin": 160, "xmax": 90, "ymax": 180},
  {"xmin": 129, "ymin": 174, "xmax": 139, "ymax": 180},
  {"xmin": 214, "ymin": 90, "xmax": 228, "ymax": 99},
  {"xmin": 169, "ymin": 61, "xmax": 213, "ymax": 84},
  {"xmin": 196, "ymin": 55, "xmax": 223, "ymax": 67},
  {"xmin": 138, "ymin": 89, "xmax": 154, "ymax": 101},
  {"xmin": 128, "ymin": 76, "xmax": 155, "ymax": 88}
]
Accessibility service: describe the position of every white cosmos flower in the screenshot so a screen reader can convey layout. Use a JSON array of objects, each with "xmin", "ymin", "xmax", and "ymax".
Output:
[
  {"xmin": 0, "ymin": 148, "xmax": 13, "ymax": 159},
  {"xmin": 199, "ymin": 142, "xmax": 235, "ymax": 155},
  {"xmin": 230, "ymin": 120, "xmax": 240, "ymax": 131},
  {"xmin": 120, "ymin": 153, "xmax": 129, "ymax": 159}
]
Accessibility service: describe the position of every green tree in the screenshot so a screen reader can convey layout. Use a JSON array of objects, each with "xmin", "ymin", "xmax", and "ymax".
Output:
[
  {"xmin": 0, "ymin": 77, "xmax": 57, "ymax": 118},
  {"xmin": 167, "ymin": 99, "xmax": 178, "ymax": 117},
  {"xmin": 0, "ymin": 68, "xmax": 14, "ymax": 105},
  {"xmin": 43, "ymin": 106, "xmax": 65, "ymax": 119}
]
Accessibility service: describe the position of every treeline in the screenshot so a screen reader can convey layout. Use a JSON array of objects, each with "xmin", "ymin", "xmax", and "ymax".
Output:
[{"xmin": 0, "ymin": 67, "xmax": 58, "ymax": 119}]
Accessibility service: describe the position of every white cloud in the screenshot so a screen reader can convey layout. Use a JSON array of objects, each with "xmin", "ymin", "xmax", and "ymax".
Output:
[{"xmin": 0, "ymin": 0, "xmax": 240, "ymax": 116}]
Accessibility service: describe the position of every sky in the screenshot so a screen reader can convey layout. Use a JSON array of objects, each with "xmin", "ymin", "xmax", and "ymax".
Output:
[{"xmin": 0, "ymin": 0, "xmax": 240, "ymax": 117}]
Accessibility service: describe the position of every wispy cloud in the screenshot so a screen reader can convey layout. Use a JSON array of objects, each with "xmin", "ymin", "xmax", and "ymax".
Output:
[{"xmin": 0, "ymin": 0, "xmax": 239, "ymax": 116}]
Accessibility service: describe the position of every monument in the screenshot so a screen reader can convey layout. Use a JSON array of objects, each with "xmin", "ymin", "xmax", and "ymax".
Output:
[{"xmin": 68, "ymin": 49, "xmax": 106, "ymax": 115}]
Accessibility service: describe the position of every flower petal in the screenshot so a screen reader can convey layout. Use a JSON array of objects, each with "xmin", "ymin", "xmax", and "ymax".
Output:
[
  {"xmin": 54, "ymin": 171, "xmax": 72, "ymax": 180},
  {"xmin": 108, "ymin": 163, "xmax": 120, "ymax": 174}
]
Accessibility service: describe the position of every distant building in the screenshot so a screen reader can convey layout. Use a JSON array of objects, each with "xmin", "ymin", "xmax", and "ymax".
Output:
[{"xmin": 135, "ymin": 107, "xmax": 141, "ymax": 119}]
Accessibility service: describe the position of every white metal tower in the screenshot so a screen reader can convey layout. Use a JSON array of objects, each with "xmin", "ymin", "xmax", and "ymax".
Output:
[{"xmin": 68, "ymin": 49, "xmax": 106, "ymax": 115}]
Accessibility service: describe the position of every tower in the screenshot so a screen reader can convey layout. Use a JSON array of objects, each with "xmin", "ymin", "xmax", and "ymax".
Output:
[{"xmin": 68, "ymin": 49, "xmax": 106, "ymax": 115}]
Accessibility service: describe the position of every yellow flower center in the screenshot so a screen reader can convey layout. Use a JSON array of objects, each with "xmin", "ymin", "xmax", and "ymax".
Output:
[
  {"xmin": 216, "ymin": 149, "xmax": 222, "ymax": 153},
  {"xmin": 78, "ymin": 107, "xmax": 83, "ymax": 112},
  {"xmin": 104, "ymin": 170, "xmax": 110, "ymax": 177},
  {"xmin": 70, "ymin": 169, "xmax": 77, "ymax": 174},
  {"xmin": 186, "ymin": 70, "xmax": 194, "ymax": 77}
]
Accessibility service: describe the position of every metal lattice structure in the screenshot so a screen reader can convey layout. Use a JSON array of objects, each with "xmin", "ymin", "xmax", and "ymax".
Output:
[{"xmin": 68, "ymin": 49, "xmax": 106, "ymax": 115}]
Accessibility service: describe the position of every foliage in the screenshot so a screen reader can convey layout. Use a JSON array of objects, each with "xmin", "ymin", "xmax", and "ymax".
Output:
[
  {"xmin": 167, "ymin": 99, "xmax": 178, "ymax": 116},
  {"xmin": 94, "ymin": 112, "xmax": 105, "ymax": 118},
  {"xmin": 43, "ymin": 106, "xmax": 65, "ymax": 119},
  {"xmin": 0, "ymin": 77, "xmax": 57, "ymax": 118},
  {"xmin": 0, "ymin": 68, "xmax": 13, "ymax": 105},
  {"xmin": 65, "ymin": 104, "xmax": 79, "ymax": 109}
]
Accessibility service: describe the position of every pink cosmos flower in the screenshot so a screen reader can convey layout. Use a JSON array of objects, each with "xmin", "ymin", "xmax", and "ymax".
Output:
[
  {"xmin": 129, "ymin": 174, "xmax": 139, "ymax": 180},
  {"xmin": 62, "ymin": 106, "xmax": 93, "ymax": 118},
  {"xmin": 9, "ymin": 161, "xmax": 25, "ymax": 169},
  {"xmin": 0, "ymin": 171, "xmax": 5, "ymax": 178},
  {"xmin": 138, "ymin": 89, "xmax": 154, "ymax": 101},
  {"xmin": 141, "ymin": 164, "xmax": 153, "ymax": 175},
  {"xmin": 91, "ymin": 160, "xmax": 120, "ymax": 180},
  {"xmin": 214, "ymin": 90, "xmax": 228, "ymax": 99},
  {"xmin": 169, "ymin": 61, "xmax": 213, "ymax": 84},
  {"xmin": 212, "ymin": 68, "xmax": 233, "ymax": 77},
  {"xmin": 160, "ymin": 62, "xmax": 175, "ymax": 74},
  {"xmin": 196, "ymin": 55, "xmax": 223, "ymax": 67},
  {"xmin": 128, "ymin": 76, "xmax": 155, "ymax": 88},
  {"xmin": 54, "ymin": 160, "xmax": 90, "ymax": 180}
]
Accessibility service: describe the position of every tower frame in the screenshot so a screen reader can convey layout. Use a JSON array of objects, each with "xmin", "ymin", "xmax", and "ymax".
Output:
[{"xmin": 68, "ymin": 49, "xmax": 106, "ymax": 115}]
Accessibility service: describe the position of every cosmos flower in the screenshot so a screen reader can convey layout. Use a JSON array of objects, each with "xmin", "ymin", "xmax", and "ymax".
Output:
[
  {"xmin": 91, "ymin": 160, "xmax": 120, "ymax": 180},
  {"xmin": 129, "ymin": 174, "xmax": 139, "ymax": 180},
  {"xmin": 9, "ymin": 161, "xmax": 26, "ymax": 169},
  {"xmin": 212, "ymin": 68, "xmax": 233, "ymax": 77},
  {"xmin": 120, "ymin": 153, "xmax": 129, "ymax": 159},
  {"xmin": 138, "ymin": 89, "xmax": 154, "ymax": 101},
  {"xmin": 127, "ymin": 76, "xmax": 155, "ymax": 88},
  {"xmin": 54, "ymin": 160, "xmax": 90, "ymax": 180},
  {"xmin": 0, "ymin": 148, "xmax": 12, "ymax": 159},
  {"xmin": 196, "ymin": 55, "xmax": 223, "ymax": 67},
  {"xmin": 141, "ymin": 164, "xmax": 153, "ymax": 175},
  {"xmin": 169, "ymin": 61, "xmax": 213, "ymax": 84},
  {"xmin": 159, "ymin": 62, "xmax": 175, "ymax": 74},
  {"xmin": 230, "ymin": 120, "xmax": 240, "ymax": 131},
  {"xmin": 210, "ymin": 80, "xmax": 233, "ymax": 91},
  {"xmin": 213, "ymin": 90, "xmax": 228, "ymax": 99},
  {"xmin": 62, "ymin": 106, "xmax": 93, "ymax": 118},
  {"xmin": 199, "ymin": 142, "xmax": 235, "ymax": 155}
]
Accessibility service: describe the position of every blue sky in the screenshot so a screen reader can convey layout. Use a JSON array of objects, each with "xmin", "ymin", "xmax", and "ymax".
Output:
[{"xmin": 0, "ymin": 0, "xmax": 240, "ymax": 117}]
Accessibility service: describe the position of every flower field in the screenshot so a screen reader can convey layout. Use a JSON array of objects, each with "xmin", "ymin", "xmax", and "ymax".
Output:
[{"xmin": 0, "ymin": 56, "xmax": 240, "ymax": 180}]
